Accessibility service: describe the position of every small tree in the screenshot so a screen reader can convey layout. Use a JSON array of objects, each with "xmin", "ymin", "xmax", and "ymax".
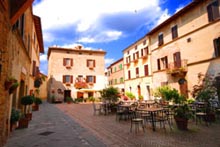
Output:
[{"xmin": 100, "ymin": 87, "xmax": 119, "ymax": 103}]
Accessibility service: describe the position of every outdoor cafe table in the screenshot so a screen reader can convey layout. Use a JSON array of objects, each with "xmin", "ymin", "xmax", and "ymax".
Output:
[{"xmin": 137, "ymin": 107, "xmax": 164, "ymax": 131}]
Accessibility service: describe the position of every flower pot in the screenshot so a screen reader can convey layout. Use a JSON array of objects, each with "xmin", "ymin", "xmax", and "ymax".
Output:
[
  {"xmin": 18, "ymin": 118, "xmax": 29, "ymax": 129},
  {"xmin": 25, "ymin": 113, "xmax": 32, "ymax": 121},
  {"xmin": 32, "ymin": 104, "xmax": 39, "ymax": 111},
  {"xmin": 174, "ymin": 117, "xmax": 188, "ymax": 130}
]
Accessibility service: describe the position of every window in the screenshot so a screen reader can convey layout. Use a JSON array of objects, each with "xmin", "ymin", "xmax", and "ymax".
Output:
[
  {"xmin": 87, "ymin": 59, "xmax": 95, "ymax": 69},
  {"xmin": 86, "ymin": 75, "xmax": 96, "ymax": 83},
  {"xmin": 126, "ymin": 56, "xmax": 131, "ymax": 64},
  {"xmin": 63, "ymin": 75, "xmax": 73, "ymax": 83},
  {"xmin": 207, "ymin": 1, "xmax": 220, "ymax": 22},
  {"xmin": 120, "ymin": 77, "xmax": 124, "ymax": 83},
  {"xmin": 114, "ymin": 79, "xmax": 117, "ymax": 84},
  {"xmin": 173, "ymin": 52, "xmax": 182, "ymax": 68},
  {"xmin": 32, "ymin": 60, "xmax": 36, "ymax": 76},
  {"xmin": 213, "ymin": 37, "xmax": 220, "ymax": 57},
  {"xmin": 171, "ymin": 25, "xmax": 178, "ymax": 39},
  {"xmin": 135, "ymin": 51, "xmax": 139, "ymax": 59},
  {"xmin": 128, "ymin": 70, "xmax": 131, "ymax": 79},
  {"xmin": 135, "ymin": 45, "xmax": 137, "ymax": 50},
  {"xmin": 144, "ymin": 64, "xmax": 149, "ymax": 76},
  {"xmin": 63, "ymin": 58, "xmax": 73, "ymax": 67},
  {"xmin": 114, "ymin": 67, "xmax": 117, "ymax": 72},
  {"xmin": 158, "ymin": 33, "xmax": 164, "ymax": 46},
  {"xmin": 133, "ymin": 53, "xmax": 135, "ymax": 60},
  {"xmin": 161, "ymin": 56, "xmax": 168, "ymax": 69},
  {"xmin": 143, "ymin": 40, "xmax": 146, "ymax": 45},
  {"xmin": 77, "ymin": 75, "xmax": 84, "ymax": 82},
  {"xmin": 136, "ymin": 67, "xmax": 139, "ymax": 78},
  {"xmin": 119, "ymin": 64, "xmax": 123, "ymax": 70}
]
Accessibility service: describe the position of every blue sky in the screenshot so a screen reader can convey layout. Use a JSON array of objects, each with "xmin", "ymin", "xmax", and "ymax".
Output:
[{"xmin": 33, "ymin": 0, "xmax": 192, "ymax": 75}]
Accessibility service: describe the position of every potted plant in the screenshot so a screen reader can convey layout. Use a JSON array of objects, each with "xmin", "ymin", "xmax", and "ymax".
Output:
[
  {"xmin": 191, "ymin": 73, "xmax": 217, "ymax": 123},
  {"xmin": 138, "ymin": 95, "xmax": 144, "ymax": 102},
  {"xmin": 170, "ymin": 89, "xmax": 193, "ymax": 130},
  {"xmin": 18, "ymin": 113, "xmax": 29, "ymax": 129},
  {"xmin": 32, "ymin": 97, "xmax": 42, "ymax": 111},
  {"xmin": 10, "ymin": 108, "xmax": 20, "ymax": 131},
  {"xmin": 66, "ymin": 97, "xmax": 73, "ymax": 104},
  {"xmin": 21, "ymin": 95, "xmax": 34, "ymax": 120},
  {"xmin": 4, "ymin": 76, "xmax": 19, "ymax": 94}
]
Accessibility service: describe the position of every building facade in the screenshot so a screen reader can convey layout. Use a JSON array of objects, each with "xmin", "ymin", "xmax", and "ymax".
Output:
[
  {"xmin": 0, "ymin": 0, "xmax": 44, "ymax": 145},
  {"xmin": 107, "ymin": 58, "xmax": 124, "ymax": 93},
  {"xmin": 47, "ymin": 46, "xmax": 106, "ymax": 101},
  {"xmin": 123, "ymin": 36, "xmax": 152, "ymax": 100},
  {"xmin": 149, "ymin": 0, "xmax": 220, "ymax": 98}
]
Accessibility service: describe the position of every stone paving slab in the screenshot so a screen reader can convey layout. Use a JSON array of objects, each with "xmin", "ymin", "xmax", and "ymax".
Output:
[
  {"xmin": 56, "ymin": 103, "xmax": 220, "ymax": 147},
  {"xmin": 4, "ymin": 102, "xmax": 106, "ymax": 147}
]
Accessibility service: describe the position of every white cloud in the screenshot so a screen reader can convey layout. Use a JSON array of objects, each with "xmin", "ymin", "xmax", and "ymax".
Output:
[
  {"xmin": 33, "ymin": 0, "xmax": 163, "ymax": 44},
  {"xmin": 105, "ymin": 58, "xmax": 115, "ymax": 67},
  {"xmin": 175, "ymin": 6, "xmax": 184, "ymax": 13},
  {"xmin": 156, "ymin": 9, "xmax": 171, "ymax": 25},
  {"xmin": 40, "ymin": 54, "xmax": 47, "ymax": 61}
]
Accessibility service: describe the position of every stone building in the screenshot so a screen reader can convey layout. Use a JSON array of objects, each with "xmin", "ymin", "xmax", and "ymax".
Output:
[
  {"xmin": 149, "ymin": 0, "xmax": 220, "ymax": 97},
  {"xmin": 0, "ymin": 0, "xmax": 44, "ymax": 146},
  {"xmin": 123, "ymin": 36, "xmax": 152, "ymax": 100},
  {"xmin": 47, "ymin": 46, "xmax": 106, "ymax": 102},
  {"xmin": 107, "ymin": 58, "xmax": 125, "ymax": 94}
]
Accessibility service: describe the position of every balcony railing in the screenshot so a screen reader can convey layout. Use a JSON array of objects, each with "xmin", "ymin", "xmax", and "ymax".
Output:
[{"xmin": 167, "ymin": 59, "xmax": 188, "ymax": 76}]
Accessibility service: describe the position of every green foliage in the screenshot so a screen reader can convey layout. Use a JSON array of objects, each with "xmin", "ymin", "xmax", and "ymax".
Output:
[
  {"xmin": 100, "ymin": 87, "xmax": 119, "ymax": 103},
  {"xmin": 174, "ymin": 104, "xmax": 192, "ymax": 119},
  {"xmin": 154, "ymin": 85, "xmax": 180, "ymax": 102},
  {"xmin": 34, "ymin": 97, "xmax": 42, "ymax": 105},
  {"xmin": 88, "ymin": 96, "xmax": 95, "ymax": 102},
  {"xmin": 138, "ymin": 95, "xmax": 144, "ymax": 101},
  {"xmin": 66, "ymin": 97, "xmax": 73, "ymax": 103},
  {"xmin": 191, "ymin": 73, "xmax": 216, "ymax": 102},
  {"xmin": 73, "ymin": 98, "xmax": 83, "ymax": 103},
  {"xmin": 10, "ymin": 108, "xmax": 20, "ymax": 123},
  {"xmin": 21, "ymin": 95, "xmax": 34, "ymax": 105},
  {"xmin": 125, "ymin": 92, "xmax": 135, "ymax": 100}
]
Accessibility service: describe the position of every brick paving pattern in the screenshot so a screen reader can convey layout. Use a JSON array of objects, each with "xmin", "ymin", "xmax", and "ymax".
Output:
[
  {"xmin": 57, "ymin": 103, "xmax": 220, "ymax": 147},
  {"xmin": 5, "ymin": 102, "xmax": 220, "ymax": 147}
]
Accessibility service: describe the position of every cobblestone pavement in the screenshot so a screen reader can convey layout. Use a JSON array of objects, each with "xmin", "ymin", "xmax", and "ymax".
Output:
[
  {"xmin": 56, "ymin": 103, "xmax": 220, "ymax": 147},
  {"xmin": 4, "ymin": 102, "xmax": 105, "ymax": 147}
]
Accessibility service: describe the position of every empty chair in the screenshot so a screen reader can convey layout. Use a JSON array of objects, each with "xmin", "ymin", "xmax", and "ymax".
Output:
[
  {"xmin": 130, "ymin": 110, "xmax": 145, "ymax": 133},
  {"xmin": 92, "ymin": 102, "xmax": 102, "ymax": 115},
  {"xmin": 155, "ymin": 109, "xmax": 172, "ymax": 130}
]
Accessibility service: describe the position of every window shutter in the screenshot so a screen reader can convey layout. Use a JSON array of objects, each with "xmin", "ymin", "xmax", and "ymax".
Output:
[
  {"xmin": 32, "ymin": 60, "xmax": 36, "ymax": 76},
  {"xmin": 70, "ymin": 76, "xmax": 73, "ymax": 83},
  {"xmin": 71, "ymin": 59, "xmax": 73, "ymax": 66},
  {"xmin": 212, "ymin": 1, "xmax": 220, "ymax": 20},
  {"xmin": 165, "ymin": 56, "xmax": 168, "ymax": 68},
  {"xmin": 63, "ymin": 75, "xmax": 66, "ymax": 83},
  {"xmin": 93, "ymin": 60, "xmax": 96, "ymax": 67},
  {"xmin": 157, "ymin": 59, "xmax": 161, "ymax": 70},
  {"xmin": 141, "ymin": 49, "xmax": 144, "ymax": 56},
  {"xmin": 133, "ymin": 53, "xmax": 135, "ymax": 60},
  {"xmin": 145, "ymin": 65, "xmax": 149, "ymax": 76},
  {"xmin": 86, "ymin": 76, "xmax": 89, "ymax": 82},
  {"xmin": 87, "ymin": 60, "xmax": 89, "ymax": 67},
  {"xmin": 145, "ymin": 47, "xmax": 149, "ymax": 55},
  {"xmin": 63, "ymin": 58, "xmax": 66, "ymax": 66},
  {"xmin": 128, "ymin": 70, "xmax": 131, "ymax": 79},
  {"xmin": 213, "ymin": 38, "xmax": 220, "ymax": 57},
  {"xmin": 94, "ymin": 76, "xmax": 96, "ymax": 83}
]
